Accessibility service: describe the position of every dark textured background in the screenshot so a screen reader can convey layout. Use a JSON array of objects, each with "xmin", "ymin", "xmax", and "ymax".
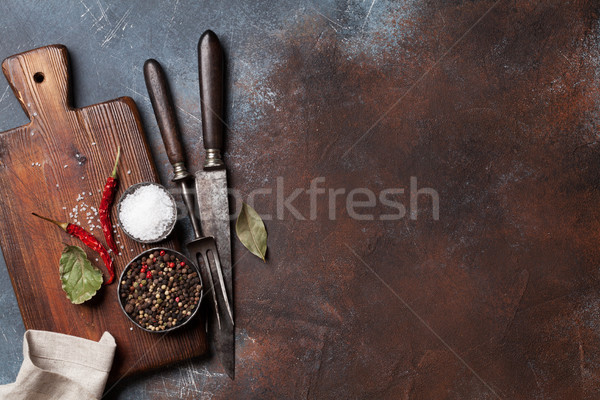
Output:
[{"xmin": 1, "ymin": 0, "xmax": 600, "ymax": 398}]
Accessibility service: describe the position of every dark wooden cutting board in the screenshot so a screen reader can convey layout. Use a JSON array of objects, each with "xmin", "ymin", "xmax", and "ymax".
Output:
[{"xmin": 0, "ymin": 45, "xmax": 207, "ymax": 383}]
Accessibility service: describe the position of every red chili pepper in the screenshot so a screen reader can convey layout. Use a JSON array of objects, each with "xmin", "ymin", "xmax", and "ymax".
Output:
[
  {"xmin": 32, "ymin": 213, "xmax": 115, "ymax": 285},
  {"xmin": 99, "ymin": 146, "xmax": 121, "ymax": 253}
]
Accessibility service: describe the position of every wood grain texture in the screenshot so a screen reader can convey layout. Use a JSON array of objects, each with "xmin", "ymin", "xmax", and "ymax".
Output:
[{"xmin": 0, "ymin": 45, "xmax": 206, "ymax": 383}]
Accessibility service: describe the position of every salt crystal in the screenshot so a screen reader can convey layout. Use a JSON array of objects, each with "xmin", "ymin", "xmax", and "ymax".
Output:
[
  {"xmin": 64, "ymin": 165, "xmax": 68, "ymax": 168},
  {"xmin": 56, "ymin": 184, "xmax": 59, "ymax": 188},
  {"xmin": 91, "ymin": 142, "xmax": 96, "ymax": 146},
  {"xmin": 31, "ymin": 163, "xmax": 34, "ymax": 166},
  {"xmin": 88, "ymin": 192, "xmax": 92, "ymax": 196},
  {"xmin": 81, "ymin": 176, "xmax": 85, "ymax": 180},
  {"xmin": 127, "ymin": 170, "xmax": 131, "ymax": 175},
  {"xmin": 118, "ymin": 184, "xmax": 175, "ymax": 241}
]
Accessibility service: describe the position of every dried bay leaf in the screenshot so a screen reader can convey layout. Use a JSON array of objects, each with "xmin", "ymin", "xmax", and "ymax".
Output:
[
  {"xmin": 59, "ymin": 245, "xmax": 103, "ymax": 304},
  {"xmin": 236, "ymin": 203, "xmax": 267, "ymax": 262}
]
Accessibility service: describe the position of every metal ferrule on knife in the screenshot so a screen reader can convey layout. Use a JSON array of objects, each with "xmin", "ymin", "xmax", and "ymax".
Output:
[{"xmin": 204, "ymin": 148, "xmax": 224, "ymax": 169}]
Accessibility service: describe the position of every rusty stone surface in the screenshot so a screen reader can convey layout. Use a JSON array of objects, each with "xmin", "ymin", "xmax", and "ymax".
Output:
[{"xmin": 0, "ymin": 0, "xmax": 599, "ymax": 399}]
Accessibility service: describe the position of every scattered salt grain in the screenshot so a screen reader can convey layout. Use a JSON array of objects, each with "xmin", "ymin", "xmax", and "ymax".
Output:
[
  {"xmin": 127, "ymin": 170, "xmax": 131, "ymax": 175},
  {"xmin": 64, "ymin": 165, "xmax": 68, "ymax": 168},
  {"xmin": 118, "ymin": 184, "xmax": 175, "ymax": 241},
  {"xmin": 91, "ymin": 142, "xmax": 96, "ymax": 146}
]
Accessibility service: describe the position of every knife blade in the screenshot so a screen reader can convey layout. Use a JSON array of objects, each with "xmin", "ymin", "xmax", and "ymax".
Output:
[{"xmin": 195, "ymin": 30, "xmax": 235, "ymax": 379}]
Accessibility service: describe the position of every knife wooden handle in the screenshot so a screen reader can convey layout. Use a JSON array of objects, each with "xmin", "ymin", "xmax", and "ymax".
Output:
[
  {"xmin": 144, "ymin": 58, "xmax": 189, "ymax": 179},
  {"xmin": 198, "ymin": 30, "xmax": 224, "ymax": 168}
]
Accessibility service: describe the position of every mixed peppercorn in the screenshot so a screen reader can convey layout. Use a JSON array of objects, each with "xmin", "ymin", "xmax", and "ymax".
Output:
[{"xmin": 119, "ymin": 249, "xmax": 202, "ymax": 331}]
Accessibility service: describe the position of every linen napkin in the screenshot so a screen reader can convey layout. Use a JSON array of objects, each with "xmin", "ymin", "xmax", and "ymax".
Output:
[{"xmin": 0, "ymin": 330, "xmax": 116, "ymax": 400}]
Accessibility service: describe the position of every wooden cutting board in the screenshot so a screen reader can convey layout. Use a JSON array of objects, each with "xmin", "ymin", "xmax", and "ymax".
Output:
[{"xmin": 0, "ymin": 45, "xmax": 207, "ymax": 383}]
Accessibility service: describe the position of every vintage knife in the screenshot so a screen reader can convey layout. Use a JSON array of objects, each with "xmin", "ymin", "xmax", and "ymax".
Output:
[{"xmin": 195, "ymin": 30, "xmax": 235, "ymax": 379}]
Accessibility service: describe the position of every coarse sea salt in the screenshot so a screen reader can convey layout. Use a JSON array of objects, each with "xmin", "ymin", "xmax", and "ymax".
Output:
[{"xmin": 118, "ymin": 184, "xmax": 175, "ymax": 241}]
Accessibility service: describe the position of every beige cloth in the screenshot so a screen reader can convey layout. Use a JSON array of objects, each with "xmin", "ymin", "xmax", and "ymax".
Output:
[{"xmin": 0, "ymin": 330, "xmax": 116, "ymax": 400}]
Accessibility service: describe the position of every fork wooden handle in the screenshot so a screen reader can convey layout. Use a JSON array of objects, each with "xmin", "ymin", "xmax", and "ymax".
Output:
[{"xmin": 144, "ymin": 58, "xmax": 189, "ymax": 179}]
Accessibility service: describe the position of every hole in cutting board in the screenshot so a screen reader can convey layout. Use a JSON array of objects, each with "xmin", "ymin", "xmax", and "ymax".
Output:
[{"xmin": 33, "ymin": 72, "xmax": 44, "ymax": 83}]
